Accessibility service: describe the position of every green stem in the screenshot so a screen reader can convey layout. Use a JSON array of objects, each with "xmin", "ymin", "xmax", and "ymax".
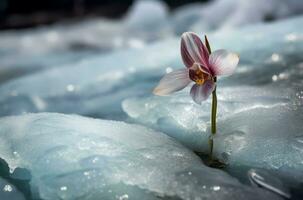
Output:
[
  {"xmin": 211, "ymin": 78, "xmax": 217, "ymax": 134},
  {"xmin": 210, "ymin": 78, "xmax": 217, "ymax": 159},
  {"xmin": 205, "ymin": 35, "xmax": 217, "ymax": 160}
]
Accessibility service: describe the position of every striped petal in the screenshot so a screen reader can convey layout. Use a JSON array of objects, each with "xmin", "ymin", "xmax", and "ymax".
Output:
[
  {"xmin": 190, "ymin": 81, "xmax": 215, "ymax": 104},
  {"xmin": 153, "ymin": 69, "xmax": 191, "ymax": 96},
  {"xmin": 209, "ymin": 49, "xmax": 239, "ymax": 76},
  {"xmin": 189, "ymin": 62, "xmax": 211, "ymax": 76},
  {"xmin": 181, "ymin": 32, "xmax": 210, "ymax": 71}
]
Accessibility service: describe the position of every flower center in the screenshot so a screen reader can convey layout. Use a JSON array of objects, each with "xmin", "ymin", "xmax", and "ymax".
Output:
[{"xmin": 189, "ymin": 68, "xmax": 211, "ymax": 85}]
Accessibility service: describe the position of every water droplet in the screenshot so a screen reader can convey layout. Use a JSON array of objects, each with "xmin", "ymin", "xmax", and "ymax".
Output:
[
  {"xmin": 128, "ymin": 38, "xmax": 145, "ymax": 49},
  {"xmin": 272, "ymin": 75, "xmax": 278, "ymax": 82},
  {"xmin": 295, "ymin": 91, "xmax": 303, "ymax": 106},
  {"xmin": 66, "ymin": 84, "xmax": 75, "ymax": 92},
  {"xmin": 92, "ymin": 157, "xmax": 99, "ymax": 163},
  {"xmin": 285, "ymin": 33, "xmax": 298, "ymax": 42},
  {"xmin": 13, "ymin": 151, "xmax": 19, "ymax": 157},
  {"xmin": 60, "ymin": 186, "xmax": 67, "ymax": 191},
  {"xmin": 3, "ymin": 184, "xmax": 13, "ymax": 192},
  {"xmin": 272, "ymin": 73, "xmax": 289, "ymax": 82},
  {"xmin": 271, "ymin": 53, "xmax": 280, "ymax": 62},
  {"xmin": 212, "ymin": 186, "xmax": 220, "ymax": 191},
  {"xmin": 118, "ymin": 194, "xmax": 129, "ymax": 200},
  {"xmin": 278, "ymin": 73, "xmax": 289, "ymax": 80},
  {"xmin": 166, "ymin": 67, "xmax": 173, "ymax": 73}
]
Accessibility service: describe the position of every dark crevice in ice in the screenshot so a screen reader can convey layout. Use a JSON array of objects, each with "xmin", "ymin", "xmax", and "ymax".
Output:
[{"xmin": 0, "ymin": 157, "xmax": 37, "ymax": 200}]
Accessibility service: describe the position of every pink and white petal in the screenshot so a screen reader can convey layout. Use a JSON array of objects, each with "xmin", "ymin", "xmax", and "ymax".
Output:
[
  {"xmin": 153, "ymin": 69, "xmax": 191, "ymax": 96},
  {"xmin": 209, "ymin": 49, "xmax": 239, "ymax": 76},
  {"xmin": 190, "ymin": 81, "xmax": 215, "ymax": 104},
  {"xmin": 181, "ymin": 32, "xmax": 210, "ymax": 69}
]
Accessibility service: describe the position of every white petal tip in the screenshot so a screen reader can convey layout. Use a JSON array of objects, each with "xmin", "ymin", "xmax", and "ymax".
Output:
[
  {"xmin": 233, "ymin": 53, "xmax": 240, "ymax": 60},
  {"xmin": 209, "ymin": 50, "xmax": 240, "ymax": 76},
  {"xmin": 152, "ymin": 69, "xmax": 191, "ymax": 96},
  {"xmin": 152, "ymin": 88, "xmax": 161, "ymax": 95},
  {"xmin": 152, "ymin": 88, "xmax": 169, "ymax": 96}
]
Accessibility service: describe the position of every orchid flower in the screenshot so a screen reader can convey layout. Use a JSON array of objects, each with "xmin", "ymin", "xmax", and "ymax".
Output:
[
  {"xmin": 153, "ymin": 32, "xmax": 239, "ymax": 163},
  {"xmin": 153, "ymin": 32, "xmax": 239, "ymax": 104}
]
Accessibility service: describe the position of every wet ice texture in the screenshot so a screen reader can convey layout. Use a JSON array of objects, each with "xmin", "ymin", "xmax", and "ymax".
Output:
[
  {"xmin": 0, "ymin": 38, "xmax": 178, "ymax": 119},
  {"xmin": 123, "ymin": 88, "xmax": 303, "ymax": 183},
  {"xmin": 0, "ymin": 113, "xmax": 280, "ymax": 200},
  {"xmin": 0, "ymin": 0, "xmax": 172, "ymax": 84},
  {"xmin": 2, "ymin": 0, "xmax": 303, "ymax": 83},
  {"xmin": 172, "ymin": 0, "xmax": 303, "ymax": 33},
  {"xmin": 122, "ymin": 17, "xmax": 303, "ymax": 186},
  {"xmin": 0, "ymin": 1, "xmax": 302, "ymax": 199},
  {"xmin": 1, "ymin": 16, "xmax": 303, "ymax": 119}
]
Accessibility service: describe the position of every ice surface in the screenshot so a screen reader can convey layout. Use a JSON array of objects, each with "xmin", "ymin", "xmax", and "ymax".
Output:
[
  {"xmin": 0, "ymin": 0, "xmax": 302, "ymax": 199},
  {"xmin": 122, "ymin": 16, "xmax": 303, "ymax": 189},
  {"xmin": 3, "ymin": 0, "xmax": 303, "ymax": 84},
  {"xmin": 0, "ymin": 36, "xmax": 180, "ymax": 119},
  {"xmin": 248, "ymin": 169, "xmax": 291, "ymax": 199},
  {"xmin": 0, "ymin": 0, "xmax": 171, "ymax": 61},
  {"xmin": 0, "ymin": 0, "xmax": 173, "ymax": 83},
  {"xmin": 0, "ymin": 19, "xmax": 123, "ymax": 83},
  {"xmin": 124, "ymin": 0, "xmax": 171, "ymax": 41},
  {"xmin": 173, "ymin": 0, "xmax": 303, "ymax": 33},
  {"xmin": 1, "ymin": 16, "xmax": 303, "ymax": 119},
  {"xmin": 0, "ymin": 113, "xmax": 280, "ymax": 200}
]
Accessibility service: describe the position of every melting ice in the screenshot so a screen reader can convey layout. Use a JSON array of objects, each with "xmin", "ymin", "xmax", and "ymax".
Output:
[
  {"xmin": 0, "ymin": 0, "xmax": 303, "ymax": 199},
  {"xmin": 0, "ymin": 113, "xmax": 281, "ymax": 200}
]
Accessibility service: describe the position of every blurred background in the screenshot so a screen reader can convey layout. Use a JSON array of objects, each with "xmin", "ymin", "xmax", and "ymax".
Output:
[
  {"xmin": 0, "ymin": 0, "xmax": 207, "ymax": 29},
  {"xmin": 0, "ymin": 0, "xmax": 303, "ymax": 119},
  {"xmin": 1, "ymin": 0, "xmax": 303, "ymax": 117},
  {"xmin": 1, "ymin": 0, "xmax": 303, "ymax": 30}
]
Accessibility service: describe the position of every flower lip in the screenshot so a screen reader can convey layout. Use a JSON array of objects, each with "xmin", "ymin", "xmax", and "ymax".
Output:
[
  {"xmin": 190, "ymin": 80, "xmax": 215, "ymax": 104},
  {"xmin": 189, "ymin": 63, "xmax": 212, "ymax": 85}
]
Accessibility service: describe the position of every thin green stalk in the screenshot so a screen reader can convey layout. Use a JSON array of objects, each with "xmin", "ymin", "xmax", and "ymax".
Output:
[
  {"xmin": 211, "ymin": 79, "xmax": 217, "ymax": 134},
  {"xmin": 205, "ymin": 35, "xmax": 217, "ymax": 160},
  {"xmin": 210, "ymin": 78, "xmax": 217, "ymax": 159}
]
